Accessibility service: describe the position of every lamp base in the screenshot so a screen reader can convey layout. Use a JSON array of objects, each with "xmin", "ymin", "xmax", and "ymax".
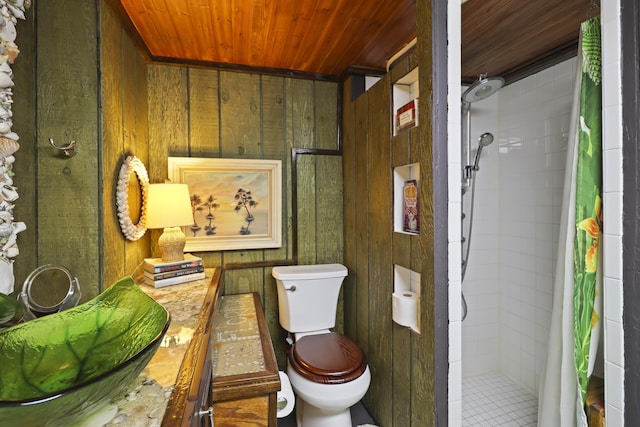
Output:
[{"xmin": 158, "ymin": 227, "xmax": 187, "ymax": 263}]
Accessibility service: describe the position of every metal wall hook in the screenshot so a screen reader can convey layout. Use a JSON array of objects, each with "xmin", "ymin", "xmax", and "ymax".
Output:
[{"xmin": 49, "ymin": 138, "xmax": 77, "ymax": 157}]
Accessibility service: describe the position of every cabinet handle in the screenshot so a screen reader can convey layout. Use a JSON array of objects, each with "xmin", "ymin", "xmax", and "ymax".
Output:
[{"xmin": 198, "ymin": 407, "xmax": 214, "ymax": 426}]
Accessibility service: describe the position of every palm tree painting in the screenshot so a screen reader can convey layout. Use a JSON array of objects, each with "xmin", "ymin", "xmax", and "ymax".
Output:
[
  {"xmin": 189, "ymin": 193, "xmax": 203, "ymax": 236},
  {"xmin": 169, "ymin": 157, "xmax": 282, "ymax": 251},
  {"xmin": 234, "ymin": 188, "xmax": 258, "ymax": 235},
  {"xmin": 201, "ymin": 195, "xmax": 219, "ymax": 235}
]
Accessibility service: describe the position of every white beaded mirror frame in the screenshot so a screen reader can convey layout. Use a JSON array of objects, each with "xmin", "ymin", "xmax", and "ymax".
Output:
[{"xmin": 116, "ymin": 155, "xmax": 149, "ymax": 241}]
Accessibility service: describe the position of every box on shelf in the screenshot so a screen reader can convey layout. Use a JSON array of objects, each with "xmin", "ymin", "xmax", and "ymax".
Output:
[
  {"xmin": 395, "ymin": 99, "xmax": 418, "ymax": 133},
  {"xmin": 402, "ymin": 179, "xmax": 419, "ymax": 234}
]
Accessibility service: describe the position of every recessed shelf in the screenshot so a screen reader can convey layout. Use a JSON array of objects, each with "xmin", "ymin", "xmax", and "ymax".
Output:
[
  {"xmin": 393, "ymin": 264, "xmax": 420, "ymax": 334},
  {"xmin": 393, "ymin": 67, "xmax": 419, "ymax": 136},
  {"xmin": 393, "ymin": 162, "xmax": 420, "ymax": 235}
]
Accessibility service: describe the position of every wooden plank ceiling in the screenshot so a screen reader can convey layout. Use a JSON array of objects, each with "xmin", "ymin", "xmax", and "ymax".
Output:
[
  {"xmin": 462, "ymin": 0, "xmax": 599, "ymax": 84},
  {"xmin": 112, "ymin": 0, "xmax": 417, "ymax": 78},
  {"xmin": 108, "ymin": 0, "xmax": 600, "ymax": 81}
]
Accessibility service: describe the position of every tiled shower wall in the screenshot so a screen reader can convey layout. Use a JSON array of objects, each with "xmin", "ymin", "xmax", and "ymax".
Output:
[
  {"xmin": 449, "ymin": 3, "xmax": 625, "ymax": 424},
  {"xmin": 460, "ymin": 57, "xmax": 576, "ymax": 392}
]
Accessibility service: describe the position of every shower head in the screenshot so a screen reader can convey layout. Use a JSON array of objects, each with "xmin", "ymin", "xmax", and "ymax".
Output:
[
  {"xmin": 478, "ymin": 132, "xmax": 494, "ymax": 147},
  {"xmin": 462, "ymin": 74, "xmax": 505, "ymax": 103},
  {"xmin": 472, "ymin": 132, "xmax": 494, "ymax": 171}
]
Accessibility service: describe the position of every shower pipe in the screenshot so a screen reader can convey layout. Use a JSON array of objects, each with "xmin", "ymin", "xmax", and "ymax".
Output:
[{"xmin": 460, "ymin": 75, "xmax": 504, "ymax": 321}]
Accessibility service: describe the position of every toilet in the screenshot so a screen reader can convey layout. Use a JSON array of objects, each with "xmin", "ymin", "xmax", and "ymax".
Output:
[{"xmin": 272, "ymin": 264, "xmax": 371, "ymax": 427}]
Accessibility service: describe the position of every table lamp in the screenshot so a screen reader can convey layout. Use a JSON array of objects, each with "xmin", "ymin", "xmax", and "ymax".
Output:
[{"xmin": 145, "ymin": 183, "xmax": 193, "ymax": 262}]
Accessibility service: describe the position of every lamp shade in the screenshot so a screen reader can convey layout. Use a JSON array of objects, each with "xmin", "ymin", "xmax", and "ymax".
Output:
[{"xmin": 145, "ymin": 183, "xmax": 193, "ymax": 229}]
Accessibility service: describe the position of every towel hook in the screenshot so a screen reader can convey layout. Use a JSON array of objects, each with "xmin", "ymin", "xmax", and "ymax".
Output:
[{"xmin": 49, "ymin": 138, "xmax": 77, "ymax": 158}]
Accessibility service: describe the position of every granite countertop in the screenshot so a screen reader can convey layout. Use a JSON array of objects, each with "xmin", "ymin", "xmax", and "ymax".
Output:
[{"xmin": 97, "ymin": 268, "xmax": 218, "ymax": 427}]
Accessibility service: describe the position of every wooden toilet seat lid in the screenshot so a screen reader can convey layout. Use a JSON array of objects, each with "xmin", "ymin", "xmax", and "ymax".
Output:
[{"xmin": 290, "ymin": 332, "xmax": 367, "ymax": 384}]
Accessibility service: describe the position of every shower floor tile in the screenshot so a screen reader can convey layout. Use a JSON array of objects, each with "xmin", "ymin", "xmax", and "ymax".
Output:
[{"xmin": 463, "ymin": 373, "xmax": 537, "ymax": 426}]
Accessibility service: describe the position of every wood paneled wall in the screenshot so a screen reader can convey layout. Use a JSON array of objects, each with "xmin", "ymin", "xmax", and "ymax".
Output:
[
  {"xmin": 146, "ymin": 65, "xmax": 342, "ymax": 368},
  {"xmin": 342, "ymin": 37, "xmax": 440, "ymax": 427},
  {"xmin": 12, "ymin": 1, "xmax": 104, "ymax": 298},
  {"xmin": 101, "ymin": 2, "xmax": 151, "ymax": 288}
]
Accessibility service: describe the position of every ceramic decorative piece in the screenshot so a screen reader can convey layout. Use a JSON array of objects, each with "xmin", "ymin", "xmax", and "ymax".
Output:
[
  {"xmin": 0, "ymin": 276, "xmax": 170, "ymax": 426},
  {"xmin": 0, "ymin": 0, "xmax": 31, "ymax": 295},
  {"xmin": 116, "ymin": 155, "xmax": 149, "ymax": 241},
  {"xmin": 0, "ymin": 135, "xmax": 17, "ymax": 156}
]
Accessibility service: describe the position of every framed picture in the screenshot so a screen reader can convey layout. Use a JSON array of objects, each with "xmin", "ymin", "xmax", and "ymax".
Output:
[{"xmin": 168, "ymin": 157, "xmax": 282, "ymax": 251}]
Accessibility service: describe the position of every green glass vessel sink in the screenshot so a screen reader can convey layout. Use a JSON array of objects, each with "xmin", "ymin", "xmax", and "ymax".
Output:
[{"xmin": 0, "ymin": 276, "xmax": 170, "ymax": 426}]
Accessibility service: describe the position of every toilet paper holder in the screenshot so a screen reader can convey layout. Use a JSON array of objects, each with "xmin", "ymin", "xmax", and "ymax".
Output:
[{"xmin": 392, "ymin": 264, "xmax": 420, "ymax": 334}]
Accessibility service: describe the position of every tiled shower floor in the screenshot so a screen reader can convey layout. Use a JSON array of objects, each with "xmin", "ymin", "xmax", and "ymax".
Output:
[{"xmin": 463, "ymin": 373, "xmax": 537, "ymax": 426}]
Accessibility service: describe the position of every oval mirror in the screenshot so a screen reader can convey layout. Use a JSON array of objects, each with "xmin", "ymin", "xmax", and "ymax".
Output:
[{"xmin": 116, "ymin": 155, "xmax": 149, "ymax": 241}]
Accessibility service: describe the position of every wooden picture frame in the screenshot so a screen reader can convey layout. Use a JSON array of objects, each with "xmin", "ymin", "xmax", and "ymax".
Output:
[{"xmin": 168, "ymin": 157, "xmax": 282, "ymax": 251}]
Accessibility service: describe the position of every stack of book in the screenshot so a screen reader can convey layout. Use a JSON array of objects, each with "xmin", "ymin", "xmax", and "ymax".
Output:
[{"xmin": 143, "ymin": 254, "xmax": 205, "ymax": 288}]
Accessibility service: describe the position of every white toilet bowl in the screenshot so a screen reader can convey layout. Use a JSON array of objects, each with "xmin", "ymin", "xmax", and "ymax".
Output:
[{"xmin": 287, "ymin": 364, "xmax": 371, "ymax": 427}]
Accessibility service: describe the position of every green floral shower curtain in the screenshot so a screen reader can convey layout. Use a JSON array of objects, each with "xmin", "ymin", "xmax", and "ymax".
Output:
[
  {"xmin": 572, "ymin": 15, "xmax": 602, "ymax": 406},
  {"xmin": 538, "ymin": 16, "xmax": 603, "ymax": 426}
]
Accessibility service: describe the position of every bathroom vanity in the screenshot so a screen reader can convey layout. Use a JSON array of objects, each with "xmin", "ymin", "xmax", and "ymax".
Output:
[{"xmin": 104, "ymin": 268, "xmax": 280, "ymax": 427}]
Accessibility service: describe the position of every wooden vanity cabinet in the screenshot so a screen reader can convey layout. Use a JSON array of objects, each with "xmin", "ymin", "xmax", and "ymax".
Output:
[
  {"xmin": 160, "ymin": 268, "xmax": 222, "ymax": 427},
  {"xmin": 160, "ymin": 271, "xmax": 280, "ymax": 427}
]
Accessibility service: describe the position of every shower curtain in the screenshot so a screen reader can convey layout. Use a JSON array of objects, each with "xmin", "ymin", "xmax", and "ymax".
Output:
[{"xmin": 538, "ymin": 16, "xmax": 602, "ymax": 427}]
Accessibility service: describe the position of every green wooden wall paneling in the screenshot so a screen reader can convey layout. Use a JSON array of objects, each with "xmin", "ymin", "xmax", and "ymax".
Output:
[
  {"xmin": 218, "ymin": 71, "xmax": 264, "ymax": 294},
  {"xmin": 101, "ymin": 0, "xmax": 151, "ymax": 288},
  {"xmin": 366, "ymin": 73, "xmax": 394, "ymax": 426},
  {"xmin": 390, "ymin": 54, "xmax": 415, "ymax": 427},
  {"xmin": 414, "ymin": 0, "xmax": 436, "ymax": 424},
  {"xmin": 353, "ymin": 88, "xmax": 370, "ymax": 368},
  {"xmin": 36, "ymin": 0, "xmax": 101, "ymax": 299},
  {"xmin": 342, "ymin": 77, "xmax": 357, "ymax": 342},
  {"xmin": 101, "ymin": 6, "xmax": 126, "ymax": 286},
  {"xmin": 341, "ymin": 2, "xmax": 440, "ymax": 421}
]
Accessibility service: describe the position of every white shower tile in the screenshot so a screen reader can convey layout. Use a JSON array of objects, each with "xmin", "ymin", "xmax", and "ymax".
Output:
[
  {"xmin": 449, "ymin": 245, "xmax": 462, "ymax": 282},
  {"xmin": 604, "ymin": 277, "xmax": 623, "ymax": 323},
  {"xmin": 450, "ymin": 171, "xmax": 462, "ymax": 204},
  {"xmin": 449, "ymin": 399, "xmax": 462, "ymax": 427},
  {"xmin": 553, "ymin": 58, "xmax": 574, "ymax": 80},
  {"xmin": 606, "ymin": 405, "xmax": 623, "ymax": 427},
  {"xmin": 603, "ymin": 148, "xmax": 622, "ymax": 193},
  {"xmin": 601, "ymin": 0, "xmax": 620, "ymax": 27},
  {"xmin": 602, "ymin": 16, "xmax": 621, "ymax": 67},
  {"xmin": 603, "ymin": 64, "xmax": 622, "ymax": 109},
  {"xmin": 449, "ymin": 280, "xmax": 462, "ymax": 321},
  {"xmin": 603, "ymin": 234, "xmax": 622, "ymax": 281},
  {"xmin": 449, "ymin": 137, "xmax": 462, "ymax": 165},
  {"xmin": 605, "ymin": 361, "xmax": 624, "ymax": 410},
  {"xmin": 605, "ymin": 319, "xmax": 624, "ymax": 367},
  {"xmin": 603, "ymin": 191, "xmax": 622, "ymax": 236},
  {"xmin": 603, "ymin": 104, "xmax": 622, "ymax": 149},
  {"xmin": 449, "ymin": 205, "xmax": 462, "ymax": 243},
  {"xmin": 450, "ymin": 361, "xmax": 462, "ymax": 400},
  {"xmin": 450, "ymin": 319, "xmax": 462, "ymax": 361}
]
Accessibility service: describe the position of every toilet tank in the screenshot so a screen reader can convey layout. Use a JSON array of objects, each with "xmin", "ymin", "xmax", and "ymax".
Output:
[{"xmin": 272, "ymin": 264, "xmax": 348, "ymax": 333}]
